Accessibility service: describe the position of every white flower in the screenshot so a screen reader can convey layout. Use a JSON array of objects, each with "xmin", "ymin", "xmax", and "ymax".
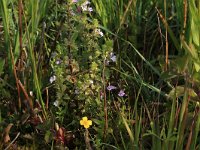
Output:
[
  {"xmin": 55, "ymin": 60, "xmax": 61, "ymax": 65},
  {"xmin": 89, "ymin": 80, "xmax": 93, "ymax": 84},
  {"xmin": 30, "ymin": 91, "xmax": 33, "ymax": 96},
  {"xmin": 81, "ymin": 0, "xmax": 93, "ymax": 12},
  {"xmin": 95, "ymin": 29, "xmax": 104, "ymax": 37},
  {"xmin": 50, "ymin": 75, "xmax": 56, "ymax": 83},
  {"xmin": 53, "ymin": 100, "xmax": 59, "ymax": 107},
  {"xmin": 72, "ymin": 0, "xmax": 78, "ymax": 3}
]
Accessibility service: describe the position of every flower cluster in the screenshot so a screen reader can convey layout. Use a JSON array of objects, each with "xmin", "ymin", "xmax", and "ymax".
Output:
[
  {"xmin": 107, "ymin": 85, "xmax": 126, "ymax": 97},
  {"xmin": 72, "ymin": 0, "xmax": 93, "ymax": 12}
]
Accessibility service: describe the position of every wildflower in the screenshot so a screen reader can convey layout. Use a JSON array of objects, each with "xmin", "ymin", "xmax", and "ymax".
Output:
[
  {"xmin": 88, "ymin": 7, "xmax": 93, "ymax": 12},
  {"xmin": 81, "ymin": 1, "xmax": 93, "ymax": 12},
  {"xmin": 72, "ymin": 0, "xmax": 78, "ymax": 3},
  {"xmin": 110, "ymin": 53, "xmax": 117, "ymax": 62},
  {"xmin": 107, "ymin": 85, "xmax": 117, "ymax": 91},
  {"xmin": 89, "ymin": 80, "xmax": 93, "ymax": 84},
  {"xmin": 80, "ymin": 117, "xmax": 92, "ymax": 129},
  {"xmin": 55, "ymin": 59, "xmax": 61, "ymax": 65},
  {"xmin": 29, "ymin": 91, "xmax": 33, "ymax": 96},
  {"xmin": 50, "ymin": 75, "xmax": 56, "ymax": 83},
  {"xmin": 118, "ymin": 90, "xmax": 125, "ymax": 97},
  {"xmin": 53, "ymin": 100, "xmax": 59, "ymax": 107},
  {"xmin": 95, "ymin": 29, "xmax": 104, "ymax": 37}
]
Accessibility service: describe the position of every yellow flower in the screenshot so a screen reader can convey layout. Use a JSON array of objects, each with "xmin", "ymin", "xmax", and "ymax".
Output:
[{"xmin": 80, "ymin": 117, "xmax": 92, "ymax": 129}]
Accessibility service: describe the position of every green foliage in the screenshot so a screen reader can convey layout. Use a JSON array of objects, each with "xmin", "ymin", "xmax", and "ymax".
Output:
[{"xmin": 0, "ymin": 0, "xmax": 200, "ymax": 149}]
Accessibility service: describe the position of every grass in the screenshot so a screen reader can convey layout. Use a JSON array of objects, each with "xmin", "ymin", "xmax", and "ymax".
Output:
[{"xmin": 0, "ymin": 0, "xmax": 200, "ymax": 149}]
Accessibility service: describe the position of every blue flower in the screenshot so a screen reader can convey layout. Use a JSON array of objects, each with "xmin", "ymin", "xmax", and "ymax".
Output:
[
  {"xmin": 107, "ymin": 85, "xmax": 117, "ymax": 91},
  {"xmin": 110, "ymin": 53, "xmax": 116, "ymax": 62}
]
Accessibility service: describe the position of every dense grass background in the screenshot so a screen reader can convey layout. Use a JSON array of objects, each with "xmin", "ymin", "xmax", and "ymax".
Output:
[{"xmin": 0, "ymin": 0, "xmax": 200, "ymax": 149}]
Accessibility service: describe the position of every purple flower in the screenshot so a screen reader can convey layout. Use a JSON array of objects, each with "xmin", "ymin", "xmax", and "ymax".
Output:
[
  {"xmin": 118, "ymin": 90, "xmax": 125, "ymax": 97},
  {"xmin": 107, "ymin": 85, "xmax": 117, "ymax": 91},
  {"xmin": 88, "ymin": 7, "xmax": 93, "ymax": 12}
]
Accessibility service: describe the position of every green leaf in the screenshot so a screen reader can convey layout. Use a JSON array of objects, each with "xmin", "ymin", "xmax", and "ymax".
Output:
[
  {"xmin": 168, "ymin": 86, "xmax": 198, "ymax": 99},
  {"xmin": 191, "ymin": 18, "xmax": 199, "ymax": 46},
  {"xmin": 194, "ymin": 62, "xmax": 200, "ymax": 72},
  {"xmin": 181, "ymin": 40, "xmax": 198, "ymax": 59},
  {"xmin": 160, "ymin": 71, "xmax": 178, "ymax": 80},
  {"xmin": 91, "ymin": 62, "xmax": 98, "ymax": 71},
  {"xmin": 44, "ymin": 130, "xmax": 53, "ymax": 143},
  {"xmin": 0, "ymin": 58, "xmax": 5, "ymax": 75}
]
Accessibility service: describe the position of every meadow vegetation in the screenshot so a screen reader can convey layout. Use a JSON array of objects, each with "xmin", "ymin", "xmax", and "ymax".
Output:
[{"xmin": 0, "ymin": 0, "xmax": 200, "ymax": 149}]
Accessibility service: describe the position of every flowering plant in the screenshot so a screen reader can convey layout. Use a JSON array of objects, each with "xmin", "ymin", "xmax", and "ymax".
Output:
[{"xmin": 80, "ymin": 117, "xmax": 92, "ymax": 129}]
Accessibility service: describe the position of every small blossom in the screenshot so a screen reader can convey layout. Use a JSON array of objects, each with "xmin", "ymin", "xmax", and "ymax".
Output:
[
  {"xmin": 72, "ymin": 0, "xmax": 78, "ymax": 3},
  {"xmin": 80, "ymin": 117, "xmax": 92, "ymax": 129},
  {"xmin": 110, "ymin": 53, "xmax": 117, "ymax": 62},
  {"xmin": 107, "ymin": 85, "xmax": 117, "ymax": 91},
  {"xmin": 50, "ymin": 75, "xmax": 56, "ymax": 83},
  {"xmin": 29, "ymin": 91, "xmax": 33, "ymax": 96},
  {"xmin": 53, "ymin": 100, "xmax": 59, "ymax": 107},
  {"xmin": 88, "ymin": 7, "xmax": 93, "ymax": 12},
  {"xmin": 95, "ymin": 29, "xmax": 104, "ymax": 37},
  {"xmin": 89, "ymin": 80, "xmax": 93, "ymax": 84},
  {"xmin": 55, "ymin": 60, "xmax": 61, "ymax": 65},
  {"xmin": 81, "ymin": 1, "xmax": 93, "ymax": 12},
  {"xmin": 118, "ymin": 90, "xmax": 125, "ymax": 97}
]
